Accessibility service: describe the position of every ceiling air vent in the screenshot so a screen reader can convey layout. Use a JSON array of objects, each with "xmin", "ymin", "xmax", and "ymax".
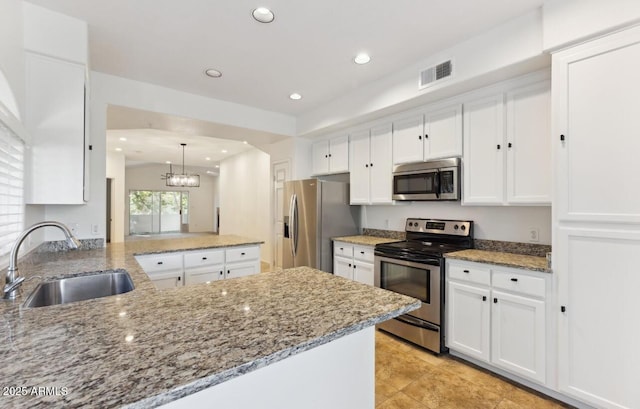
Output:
[{"xmin": 419, "ymin": 60, "xmax": 453, "ymax": 89}]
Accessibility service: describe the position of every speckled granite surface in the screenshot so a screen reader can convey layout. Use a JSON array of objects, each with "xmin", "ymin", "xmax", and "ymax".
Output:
[
  {"xmin": 333, "ymin": 235, "xmax": 400, "ymax": 246},
  {"xmin": 474, "ymin": 239, "xmax": 551, "ymax": 257},
  {"xmin": 362, "ymin": 228, "xmax": 406, "ymax": 240},
  {"xmin": 36, "ymin": 238, "xmax": 105, "ymax": 252},
  {"xmin": 445, "ymin": 249, "xmax": 550, "ymax": 273},
  {"xmin": 0, "ymin": 235, "xmax": 419, "ymax": 409}
]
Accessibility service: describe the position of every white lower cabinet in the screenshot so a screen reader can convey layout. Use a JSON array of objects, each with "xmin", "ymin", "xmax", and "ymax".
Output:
[
  {"xmin": 446, "ymin": 260, "xmax": 549, "ymax": 385},
  {"xmin": 333, "ymin": 241, "xmax": 375, "ymax": 285},
  {"xmin": 136, "ymin": 245, "xmax": 261, "ymax": 289}
]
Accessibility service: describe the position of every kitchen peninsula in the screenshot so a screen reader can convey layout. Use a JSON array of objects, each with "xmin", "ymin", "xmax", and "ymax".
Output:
[{"xmin": 0, "ymin": 236, "xmax": 419, "ymax": 409}]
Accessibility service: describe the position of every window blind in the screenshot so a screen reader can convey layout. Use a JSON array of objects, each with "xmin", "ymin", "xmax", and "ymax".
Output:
[{"xmin": 0, "ymin": 120, "xmax": 24, "ymax": 268}]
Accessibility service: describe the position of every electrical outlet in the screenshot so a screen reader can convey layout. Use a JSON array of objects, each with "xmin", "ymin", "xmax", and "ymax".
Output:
[
  {"xmin": 92, "ymin": 224, "xmax": 99, "ymax": 235},
  {"xmin": 528, "ymin": 227, "xmax": 539, "ymax": 242}
]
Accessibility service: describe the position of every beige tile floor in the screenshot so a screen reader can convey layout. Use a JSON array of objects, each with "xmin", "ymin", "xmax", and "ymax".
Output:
[{"xmin": 375, "ymin": 330, "xmax": 573, "ymax": 409}]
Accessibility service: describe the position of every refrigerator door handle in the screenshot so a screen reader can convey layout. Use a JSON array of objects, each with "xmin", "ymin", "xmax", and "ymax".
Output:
[
  {"xmin": 289, "ymin": 193, "xmax": 296, "ymax": 259},
  {"xmin": 292, "ymin": 193, "xmax": 299, "ymax": 256}
]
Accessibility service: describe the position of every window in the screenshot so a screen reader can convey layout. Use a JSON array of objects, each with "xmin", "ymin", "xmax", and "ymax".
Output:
[
  {"xmin": 129, "ymin": 190, "xmax": 189, "ymax": 235},
  {"xmin": 0, "ymin": 119, "xmax": 24, "ymax": 268}
]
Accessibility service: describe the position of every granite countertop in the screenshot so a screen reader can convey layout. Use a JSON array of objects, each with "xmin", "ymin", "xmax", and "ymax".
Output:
[
  {"xmin": 0, "ymin": 235, "xmax": 419, "ymax": 409},
  {"xmin": 445, "ymin": 249, "xmax": 550, "ymax": 273},
  {"xmin": 333, "ymin": 235, "xmax": 400, "ymax": 246}
]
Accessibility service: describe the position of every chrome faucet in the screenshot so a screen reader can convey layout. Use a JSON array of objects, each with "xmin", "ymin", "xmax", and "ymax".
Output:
[{"xmin": 3, "ymin": 221, "xmax": 81, "ymax": 300}]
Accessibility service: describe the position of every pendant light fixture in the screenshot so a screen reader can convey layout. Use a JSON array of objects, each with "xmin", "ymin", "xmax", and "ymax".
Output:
[{"xmin": 163, "ymin": 143, "xmax": 200, "ymax": 187}]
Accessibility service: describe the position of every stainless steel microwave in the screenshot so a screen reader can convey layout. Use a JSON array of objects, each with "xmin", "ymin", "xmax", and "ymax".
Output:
[{"xmin": 392, "ymin": 158, "xmax": 460, "ymax": 201}]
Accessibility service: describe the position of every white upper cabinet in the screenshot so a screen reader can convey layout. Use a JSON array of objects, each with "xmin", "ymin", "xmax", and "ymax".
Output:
[
  {"xmin": 424, "ymin": 104, "xmax": 463, "ymax": 160},
  {"xmin": 393, "ymin": 103, "xmax": 462, "ymax": 165},
  {"xmin": 349, "ymin": 124, "xmax": 393, "ymax": 205},
  {"xmin": 554, "ymin": 26, "xmax": 640, "ymax": 223},
  {"xmin": 312, "ymin": 135, "xmax": 349, "ymax": 175},
  {"xmin": 463, "ymin": 78, "xmax": 551, "ymax": 206},
  {"xmin": 506, "ymin": 82, "xmax": 551, "ymax": 204},
  {"xmin": 392, "ymin": 115, "xmax": 424, "ymax": 165},
  {"xmin": 25, "ymin": 52, "xmax": 87, "ymax": 204},
  {"xmin": 463, "ymin": 94, "xmax": 505, "ymax": 205}
]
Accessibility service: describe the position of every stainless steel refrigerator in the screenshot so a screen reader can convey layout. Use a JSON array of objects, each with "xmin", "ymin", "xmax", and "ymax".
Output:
[{"xmin": 283, "ymin": 179, "xmax": 360, "ymax": 272}]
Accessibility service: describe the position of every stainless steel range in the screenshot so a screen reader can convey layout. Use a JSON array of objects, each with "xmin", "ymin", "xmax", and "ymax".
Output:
[{"xmin": 374, "ymin": 218, "xmax": 473, "ymax": 354}]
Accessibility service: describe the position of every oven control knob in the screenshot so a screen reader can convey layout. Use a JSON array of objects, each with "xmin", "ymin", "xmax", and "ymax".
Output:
[
  {"xmin": 454, "ymin": 225, "xmax": 459, "ymax": 230},
  {"xmin": 461, "ymin": 225, "xmax": 466, "ymax": 231}
]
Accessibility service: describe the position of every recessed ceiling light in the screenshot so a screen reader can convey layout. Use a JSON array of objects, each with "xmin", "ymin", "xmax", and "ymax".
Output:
[
  {"xmin": 354, "ymin": 53, "xmax": 371, "ymax": 65},
  {"xmin": 204, "ymin": 68, "xmax": 222, "ymax": 78},
  {"xmin": 252, "ymin": 7, "xmax": 274, "ymax": 23},
  {"xmin": 243, "ymin": 141, "xmax": 248, "ymax": 145},
  {"xmin": 289, "ymin": 93, "xmax": 302, "ymax": 100},
  {"xmin": 215, "ymin": 165, "xmax": 220, "ymax": 168},
  {"xmin": 166, "ymin": 161, "xmax": 171, "ymax": 164},
  {"xmin": 221, "ymin": 149, "xmax": 227, "ymax": 153},
  {"xmin": 205, "ymin": 157, "xmax": 211, "ymax": 161},
  {"xmin": 115, "ymin": 148, "xmax": 122, "ymax": 152},
  {"xmin": 119, "ymin": 137, "xmax": 127, "ymax": 141}
]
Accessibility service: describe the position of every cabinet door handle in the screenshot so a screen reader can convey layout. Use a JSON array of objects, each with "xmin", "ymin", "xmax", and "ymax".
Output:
[
  {"xmin": 560, "ymin": 134, "xmax": 565, "ymax": 141},
  {"xmin": 157, "ymin": 261, "xmax": 163, "ymax": 265},
  {"xmin": 561, "ymin": 306, "xmax": 566, "ymax": 313},
  {"xmin": 177, "ymin": 276, "xmax": 181, "ymax": 281},
  {"xmin": 348, "ymin": 264, "xmax": 351, "ymax": 267},
  {"xmin": 220, "ymin": 271, "xmax": 223, "ymax": 276},
  {"xmin": 463, "ymin": 269, "xmax": 470, "ymax": 273},
  {"xmin": 508, "ymin": 142, "xmax": 512, "ymax": 148},
  {"xmin": 365, "ymin": 164, "xmax": 369, "ymax": 168},
  {"xmin": 353, "ymin": 265, "xmax": 357, "ymax": 269},
  {"xmin": 339, "ymin": 247, "xmax": 344, "ymax": 250},
  {"xmin": 424, "ymin": 134, "xmax": 428, "ymax": 139},
  {"xmin": 497, "ymin": 144, "xmax": 501, "ymax": 150},
  {"xmin": 510, "ymin": 278, "xmax": 518, "ymax": 282},
  {"xmin": 325, "ymin": 154, "xmax": 328, "ymax": 158},
  {"xmin": 418, "ymin": 135, "xmax": 422, "ymax": 140},
  {"xmin": 202, "ymin": 257, "xmax": 207, "ymax": 260},
  {"xmin": 227, "ymin": 270, "xmax": 230, "ymax": 275},
  {"xmin": 328, "ymin": 153, "xmax": 332, "ymax": 157},
  {"xmin": 241, "ymin": 252, "xmax": 246, "ymax": 256},
  {"xmin": 493, "ymin": 298, "xmax": 498, "ymax": 303},
  {"xmin": 360, "ymin": 251, "xmax": 365, "ymax": 254},
  {"xmin": 482, "ymin": 296, "xmax": 487, "ymax": 301},
  {"xmin": 370, "ymin": 163, "xmax": 373, "ymax": 167}
]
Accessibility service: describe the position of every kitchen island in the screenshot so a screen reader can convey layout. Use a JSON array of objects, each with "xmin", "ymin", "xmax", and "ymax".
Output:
[{"xmin": 0, "ymin": 236, "xmax": 419, "ymax": 408}]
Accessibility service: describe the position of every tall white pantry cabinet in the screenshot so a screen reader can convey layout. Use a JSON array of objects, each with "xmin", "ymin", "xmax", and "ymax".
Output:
[{"xmin": 552, "ymin": 25, "xmax": 640, "ymax": 409}]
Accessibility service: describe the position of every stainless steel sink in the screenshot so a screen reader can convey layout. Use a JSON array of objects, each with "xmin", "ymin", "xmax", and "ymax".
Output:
[{"xmin": 23, "ymin": 270, "xmax": 135, "ymax": 308}]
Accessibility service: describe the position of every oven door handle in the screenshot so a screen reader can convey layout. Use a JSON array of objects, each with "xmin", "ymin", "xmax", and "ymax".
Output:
[
  {"xmin": 434, "ymin": 170, "xmax": 440, "ymax": 199},
  {"xmin": 396, "ymin": 315, "xmax": 439, "ymax": 332}
]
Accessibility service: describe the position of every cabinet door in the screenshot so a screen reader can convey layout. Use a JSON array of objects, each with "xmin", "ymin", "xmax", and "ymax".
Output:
[
  {"xmin": 329, "ymin": 135, "xmax": 349, "ymax": 173},
  {"xmin": 424, "ymin": 104, "xmax": 462, "ymax": 160},
  {"xmin": 353, "ymin": 262, "xmax": 374, "ymax": 286},
  {"xmin": 554, "ymin": 26, "xmax": 640, "ymax": 223},
  {"xmin": 491, "ymin": 290, "xmax": 546, "ymax": 384},
  {"xmin": 369, "ymin": 123, "xmax": 393, "ymax": 204},
  {"xmin": 25, "ymin": 52, "xmax": 86, "ymax": 204},
  {"xmin": 556, "ymin": 227, "xmax": 640, "ymax": 408},
  {"xmin": 311, "ymin": 140, "xmax": 330, "ymax": 175},
  {"xmin": 334, "ymin": 256, "xmax": 353, "ymax": 280},
  {"xmin": 185, "ymin": 265, "xmax": 225, "ymax": 286},
  {"xmin": 392, "ymin": 115, "xmax": 424, "ymax": 165},
  {"xmin": 463, "ymin": 94, "xmax": 505, "ymax": 205},
  {"xmin": 148, "ymin": 270, "xmax": 184, "ymax": 290},
  {"xmin": 349, "ymin": 129, "xmax": 371, "ymax": 204},
  {"xmin": 226, "ymin": 261, "xmax": 259, "ymax": 279},
  {"xmin": 446, "ymin": 281, "xmax": 491, "ymax": 362},
  {"xmin": 506, "ymin": 82, "xmax": 551, "ymax": 204}
]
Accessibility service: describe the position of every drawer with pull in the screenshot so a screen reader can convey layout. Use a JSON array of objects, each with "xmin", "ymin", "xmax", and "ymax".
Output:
[
  {"xmin": 492, "ymin": 270, "xmax": 546, "ymax": 298},
  {"xmin": 226, "ymin": 246, "xmax": 260, "ymax": 263},
  {"xmin": 353, "ymin": 245, "xmax": 374, "ymax": 263},
  {"xmin": 135, "ymin": 253, "xmax": 183, "ymax": 273},
  {"xmin": 447, "ymin": 263, "xmax": 491, "ymax": 286},
  {"xmin": 184, "ymin": 249, "xmax": 225, "ymax": 268},
  {"xmin": 334, "ymin": 242, "xmax": 354, "ymax": 258}
]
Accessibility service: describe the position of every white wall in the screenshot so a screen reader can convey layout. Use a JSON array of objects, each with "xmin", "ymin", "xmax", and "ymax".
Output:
[
  {"xmin": 297, "ymin": 9, "xmax": 546, "ymax": 137},
  {"xmin": 0, "ymin": 0, "xmax": 25, "ymax": 118},
  {"xmin": 364, "ymin": 204, "xmax": 551, "ymax": 245},
  {"xmin": 219, "ymin": 148, "xmax": 271, "ymax": 264},
  {"xmin": 125, "ymin": 163, "xmax": 217, "ymax": 235},
  {"xmin": 106, "ymin": 151, "xmax": 125, "ymax": 242},
  {"xmin": 543, "ymin": 0, "xmax": 640, "ymax": 51}
]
